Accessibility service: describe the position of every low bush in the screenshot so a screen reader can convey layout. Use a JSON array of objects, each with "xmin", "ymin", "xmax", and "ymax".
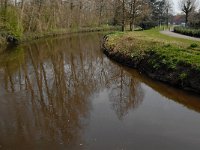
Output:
[
  {"xmin": 174, "ymin": 27, "xmax": 200, "ymax": 38},
  {"xmin": 139, "ymin": 21, "xmax": 156, "ymax": 30},
  {"xmin": 190, "ymin": 43, "xmax": 198, "ymax": 48}
]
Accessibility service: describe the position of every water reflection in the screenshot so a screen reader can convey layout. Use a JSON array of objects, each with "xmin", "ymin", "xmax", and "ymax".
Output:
[
  {"xmin": 1, "ymin": 33, "xmax": 200, "ymax": 149},
  {"xmin": 0, "ymin": 45, "xmax": 25, "ymax": 93},
  {"xmin": 124, "ymin": 67, "xmax": 200, "ymax": 114},
  {"xmin": 0, "ymin": 33, "xmax": 143, "ymax": 149},
  {"xmin": 109, "ymin": 68, "xmax": 143, "ymax": 120}
]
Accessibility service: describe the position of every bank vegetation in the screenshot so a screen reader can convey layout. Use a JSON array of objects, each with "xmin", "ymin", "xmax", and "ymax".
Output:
[{"xmin": 103, "ymin": 28, "xmax": 200, "ymax": 93}]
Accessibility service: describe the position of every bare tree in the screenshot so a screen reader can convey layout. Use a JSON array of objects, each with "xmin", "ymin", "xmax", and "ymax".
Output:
[
  {"xmin": 128, "ymin": 0, "xmax": 142, "ymax": 31},
  {"xmin": 165, "ymin": 0, "xmax": 172, "ymax": 27},
  {"xmin": 179, "ymin": 0, "xmax": 197, "ymax": 25}
]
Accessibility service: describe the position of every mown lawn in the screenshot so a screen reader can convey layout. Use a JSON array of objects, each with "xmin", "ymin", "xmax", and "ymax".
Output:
[{"xmin": 105, "ymin": 27, "xmax": 200, "ymax": 69}]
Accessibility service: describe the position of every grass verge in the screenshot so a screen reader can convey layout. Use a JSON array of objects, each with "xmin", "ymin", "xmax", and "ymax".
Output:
[{"xmin": 103, "ymin": 27, "xmax": 200, "ymax": 93}]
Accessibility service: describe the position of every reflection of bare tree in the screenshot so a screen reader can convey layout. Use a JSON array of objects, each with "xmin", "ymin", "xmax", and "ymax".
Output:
[
  {"xmin": 0, "ymin": 33, "xmax": 143, "ymax": 148},
  {"xmin": 0, "ymin": 46, "xmax": 25, "ymax": 93},
  {"xmin": 108, "ymin": 66, "xmax": 144, "ymax": 120}
]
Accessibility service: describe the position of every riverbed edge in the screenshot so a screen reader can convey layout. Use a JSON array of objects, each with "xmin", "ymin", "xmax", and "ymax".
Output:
[{"xmin": 102, "ymin": 35, "xmax": 200, "ymax": 94}]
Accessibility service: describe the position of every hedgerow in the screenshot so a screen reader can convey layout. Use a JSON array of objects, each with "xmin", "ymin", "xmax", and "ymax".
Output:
[{"xmin": 174, "ymin": 27, "xmax": 200, "ymax": 38}]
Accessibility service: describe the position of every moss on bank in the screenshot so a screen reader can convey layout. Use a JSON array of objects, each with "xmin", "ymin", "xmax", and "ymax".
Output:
[{"xmin": 103, "ymin": 28, "xmax": 200, "ymax": 93}]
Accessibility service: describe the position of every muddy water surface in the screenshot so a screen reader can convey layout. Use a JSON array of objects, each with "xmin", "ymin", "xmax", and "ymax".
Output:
[{"xmin": 0, "ymin": 33, "xmax": 200, "ymax": 150}]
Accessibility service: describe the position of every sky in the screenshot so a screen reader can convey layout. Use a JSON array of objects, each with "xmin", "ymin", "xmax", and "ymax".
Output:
[
  {"xmin": 172, "ymin": 0, "xmax": 181, "ymax": 14},
  {"xmin": 172, "ymin": 0, "xmax": 200, "ymax": 14}
]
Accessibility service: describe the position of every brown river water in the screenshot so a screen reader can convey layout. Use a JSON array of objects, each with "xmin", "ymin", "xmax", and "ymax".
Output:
[{"xmin": 0, "ymin": 32, "xmax": 200, "ymax": 150}]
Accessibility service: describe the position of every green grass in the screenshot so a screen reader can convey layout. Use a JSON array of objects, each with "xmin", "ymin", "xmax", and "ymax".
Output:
[
  {"xmin": 136, "ymin": 27, "xmax": 200, "ymax": 46},
  {"xmin": 105, "ymin": 27, "xmax": 200, "ymax": 69}
]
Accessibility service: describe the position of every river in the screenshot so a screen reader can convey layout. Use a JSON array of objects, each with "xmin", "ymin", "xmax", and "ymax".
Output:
[{"xmin": 0, "ymin": 32, "xmax": 200, "ymax": 150}]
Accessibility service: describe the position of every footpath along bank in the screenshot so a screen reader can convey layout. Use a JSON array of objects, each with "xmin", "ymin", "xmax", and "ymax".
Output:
[{"xmin": 103, "ymin": 28, "xmax": 200, "ymax": 93}]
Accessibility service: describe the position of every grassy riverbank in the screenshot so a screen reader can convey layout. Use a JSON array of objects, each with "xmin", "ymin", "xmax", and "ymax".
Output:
[
  {"xmin": 0, "ymin": 25, "xmax": 120, "ymax": 50},
  {"xmin": 103, "ymin": 28, "xmax": 200, "ymax": 93}
]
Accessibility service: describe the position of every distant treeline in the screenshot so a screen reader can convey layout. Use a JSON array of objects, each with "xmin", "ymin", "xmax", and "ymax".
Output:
[{"xmin": 0, "ymin": 0, "xmax": 174, "ymax": 37}]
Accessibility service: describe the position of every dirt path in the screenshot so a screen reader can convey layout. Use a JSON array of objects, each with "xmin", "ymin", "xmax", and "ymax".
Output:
[{"xmin": 160, "ymin": 30, "xmax": 200, "ymax": 41}]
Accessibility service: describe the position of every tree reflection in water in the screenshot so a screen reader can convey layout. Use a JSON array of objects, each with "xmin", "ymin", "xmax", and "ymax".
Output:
[
  {"xmin": 109, "ymin": 68, "xmax": 144, "ymax": 120},
  {"xmin": 0, "ymin": 33, "xmax": 143, "ymax": 148}
]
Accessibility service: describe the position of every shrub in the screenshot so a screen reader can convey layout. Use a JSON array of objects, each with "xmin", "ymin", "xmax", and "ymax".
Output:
[
  {"xmin": 174, "ymin": 27, "xmax": 200, "ymax": 38},
  {"xmin": 0, "ymin": 6, "xmax": 23, "ymax": 39},
  {"xmin": 190, "ymin": 43, "xmax": 198, "ymax": 48},
  {"xmin": 139, "ymin": 21, "xmax": 156, "ymax": 30},
  {"xmin": 179, "ymin": 73, "xmax": 188, "ymax": 80}
]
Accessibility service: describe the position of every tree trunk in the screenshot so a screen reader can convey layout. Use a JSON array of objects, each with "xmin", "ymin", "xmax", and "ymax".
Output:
[
  {"xmin": 4, "ymin": 0, "xmax": 8, "ymax": 22},
  {"xmin": 15, "ymin": 0, "xmax": 17, "ymax": 6},
  {"xmin": 186, "ymin": 12, "xmax": 188, "ymax": 26},
  {"xmin": 130, "ymin": 22, "xmax": 133, "ymax": 31},
  {"xmin": 166, "ymin": 8, "xmax": 169, "ymax": 27},
  {"xmin": 130, "ymin": 20, "xmax": 135, "ymax": 31},
  {"xmin": 130, "ymin": 12, "xmax": 136, "ymax": 31},
  {"xmin": 122, "ymin": 0, "xmax": 125, "ymax": 32}
]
